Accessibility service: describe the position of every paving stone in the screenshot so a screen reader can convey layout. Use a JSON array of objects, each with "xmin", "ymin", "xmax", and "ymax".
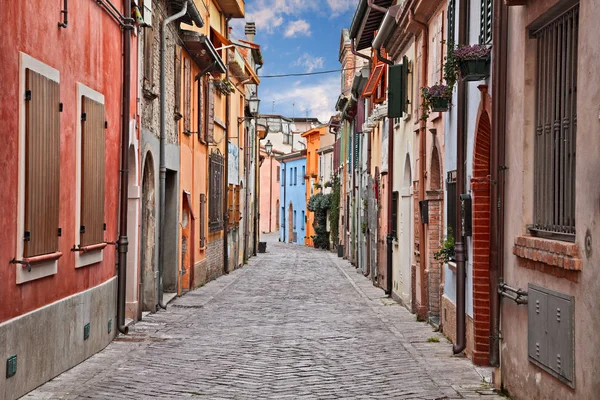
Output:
[{"xmin": 26, "ymin": 234, "xmax": 505, "ymax": 399}]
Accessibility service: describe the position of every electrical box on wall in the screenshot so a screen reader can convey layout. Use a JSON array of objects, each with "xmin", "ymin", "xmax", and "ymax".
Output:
[
  {"xmin": 528, "ymin": 284, "xmax": 575, "ymax": 387},
  {"xmin": 419, "ymin": 200, "xmax": 429, "ymax": 224}
]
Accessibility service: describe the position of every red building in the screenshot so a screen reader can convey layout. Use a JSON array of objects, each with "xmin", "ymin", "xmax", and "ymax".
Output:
[{"xmin": 0, "ymin": 2, "xmax": 138, "ymax": 398}]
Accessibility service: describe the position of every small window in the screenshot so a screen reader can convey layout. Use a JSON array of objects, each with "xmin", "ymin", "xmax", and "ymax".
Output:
[
  {"xmin": 277, "ymin": 166, "xmax": 280, "ymax": 182},
  {"xmin": 209, "ymin": 151, "xmax": 224, "ymax": 232},
  {"xmin": 302, "ymin": 166, "xmax": 305, "ymax": 185},
  {"xmin": 293, "ymin": 210, "xmax": 297, "ymax": 229},
  {"xmin": 301, "ymin": 211, "xmax": 305, "ymax": 230}
]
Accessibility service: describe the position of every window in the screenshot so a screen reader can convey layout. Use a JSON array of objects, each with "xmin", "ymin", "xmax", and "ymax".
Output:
[
  {"xmin": 448, "ymin": 0, "xmax": 456, "ymax": 52},
  {"xmin": 302, "ymin": 166, "xmax": 305, "ymax": 185},
  {"xmin": 143, "ymin": 21, "xmax": 154, "ymax": 84},
  {"xmin": 23, "ymin": 67, "xmax": 61, "ymax": 258},
  {"xmin": 277, "ymin": 166, "xmax": 280, "ymax": 182},
  {"xmin": 294, "ymin": 167, "xmax": 298, "ymax": 185},
  {"xmin": 281, "ymin": 166, "xmax": 285, "ymax": 186},
  {"xmin": 174, "ymin": 49, "xmax": 182, "ymax": 116},
  {"xmin": 532, "ymin": 5, "xmax": 578, "ymax": 240},
  {"xmin": 199, "ymin": 194, "xmax": 206, "ymax": 247},
  {"xmin": 293, "ymin": 210, "xmax": 297, "ymax": 229},
  {"xmin": 183, "ymin": 57, "xmax": 191, "ymax": 134},
  {"xmin": 197, "ymin": 76, "xmax": 204, "ymax": 141},
  {"xmin": 290, "ymin": 169, "xmax": 293, "ymax": 186},
  {"xmin": 391, "ymin": 192, "xmax": 399, "ymax": 238},
  {"xmin": 446, "ymin": 171, "xmax": 457, "ymax": 242},
  {"xmin": 301, "ymin": 211, "xmax": 305, "ymax": 230},
  {"xmin": 480, "ymin": 0, "xmax": 493, "ymax": 44},
  {"xmin": 80, "ymin": 96, "xmax": 106, "ymax": 247},
  {"xmin": 206, "ymin": 80, "xmax": 215, "ymax": 143},
  {"xmin": 209, "ymin": 151, "xmax": 224, "ymax": 231}
]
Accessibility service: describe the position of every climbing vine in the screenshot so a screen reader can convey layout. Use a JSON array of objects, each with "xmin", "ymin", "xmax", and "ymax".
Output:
[{"xmin": 307, "ymin": 193, "xmax": 331, "ymax": 249}]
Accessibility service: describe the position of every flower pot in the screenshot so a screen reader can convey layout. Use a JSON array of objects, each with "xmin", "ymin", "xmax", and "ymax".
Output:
[
  {"xmin": 337, "ymin": 245, "xmax": 344, "ymax": 257},
  {"xmin": 459, "ymin": 57, "xmax": 490, "ymax": 81},
  {"xmin": 258, "ymin": 242, "xmax": 267, "ymax": 253},
  {"xmin": 430, "ymin": 97, "xmax": 449, "ymax": 112}
]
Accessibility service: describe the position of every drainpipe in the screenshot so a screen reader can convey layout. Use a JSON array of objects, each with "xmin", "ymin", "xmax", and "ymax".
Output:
[
  {"xmin": 351, "ymin": 38, "xmax": 371, "ymax": 62},
  {"xmin": 253, "ymin": 65, "xmax": 262, "ymax": 256},
  {"xmin": 159, "ymin": 1, "xmax": 189, "ymax": 309},
  {"xmin": 489, "ymin": 0, "xmax": 509, "ymax": 367},
  {"xmin": 409, "ymin": 9, "xmax": 429, "ymax": 320},
  {"xmin": 367, "ymin": 0, "xmax": 388, "ymax": 14},
  {"xmin": 282, "ymin": 161, "xmax": 286, "ymax": 242},
  {"xmin": 223, "ymin": 16, "xmax": 232, "ymax": 274},
  {"xmin": 269, "ymin": 154, "xmax": 273, "ymax": 232},
  {"xmin": 116, "ymin": 0, "xmax": 134, "ymax": 335},
  {"xmin": 58, "ymin": 0, "xmax": 68, "ymax": 28},
  {"xmin": 452, "ymin": 0, "xmax": 468, "ymax": 355}
]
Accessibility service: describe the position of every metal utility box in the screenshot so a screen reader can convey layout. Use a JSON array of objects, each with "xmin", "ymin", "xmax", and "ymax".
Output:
[
  {"xmin": 419, "ymin": 200, "xmax": 429, "ymax": 224},
  {"xmin": 528, "ymin": 284, "xmax": 574, "ymax": 387}
]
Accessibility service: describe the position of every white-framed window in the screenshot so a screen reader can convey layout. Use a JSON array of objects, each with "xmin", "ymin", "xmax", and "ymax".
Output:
[
  {"xmin": 75, "ymin": 83, "xmax": 107, "ymax": 267},
  {"xmin": 15, "ymin": 53, "xmax": 62, "ymax": 284}
]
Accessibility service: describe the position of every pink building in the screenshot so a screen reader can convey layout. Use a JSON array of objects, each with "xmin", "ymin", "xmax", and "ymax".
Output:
[{"xmin": 260, "ymin": 146, "xmax": 283, "ymax": 233}]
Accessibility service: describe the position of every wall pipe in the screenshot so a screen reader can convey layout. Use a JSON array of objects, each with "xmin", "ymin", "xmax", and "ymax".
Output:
[
  {"xmin": 489, "ymin": 0, "xmax": 509, "ymax": 367},
  {"xmin": 159, "ymin": 1, "xmax": 189, "ymax": 310},
  {"xmin": 116, "ymin": 0, "xmax": 134, "ymax": 335},
  {"xmin": 452, "ymin": 0, "xmax": 468, "ymax": 355},
  {"xmin": 351, "ymin": 38, "xmax": 371, "ymax": 62},
  {"xmin": 253, "ymin": 65, "xmax": 263, "ymax": 256},
  {"xmin": 58, "ymin": 0, "xmax": 68, "ymax": 28},
  {"xmin": 409, "ymin": 9, "xmax": 429, "ymax": 320},
  {"xmin": 224, "ymin": 16, "xmax": 232, "ymax": 275}
]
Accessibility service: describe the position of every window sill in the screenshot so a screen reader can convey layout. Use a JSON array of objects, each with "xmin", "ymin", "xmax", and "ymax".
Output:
[
  {"xmin": 447, "ymin": 261, "xmax": 457, "ymax": 273},
  {"xmin": 76, "ymin": 243, "xmax": 107, "ymax": 268},
  {"xmin": 16, "ymin": 251, "xmax": 62, "ymax": 284},
  {"xmin": 513, "ymin": 235, "xmax": 581, "ymax": 271}
]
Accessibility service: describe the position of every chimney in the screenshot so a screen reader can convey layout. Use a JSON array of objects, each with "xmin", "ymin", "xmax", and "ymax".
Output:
[{"xmin": 245, "ymin": 22, "xmax": 256, "ymax": 43}]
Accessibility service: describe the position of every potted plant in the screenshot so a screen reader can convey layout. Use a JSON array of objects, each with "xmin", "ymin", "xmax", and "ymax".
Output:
[
  {"xmin": 454, "ymin": 44, "xmax": 491, "ymax": 81},
  {"xmin": 422, "ymin": 84, "xmax": 453, "ymax": 113},
  {"xmin": 433, "ymin": 230, "xmax": 455, "ymax": 264}
]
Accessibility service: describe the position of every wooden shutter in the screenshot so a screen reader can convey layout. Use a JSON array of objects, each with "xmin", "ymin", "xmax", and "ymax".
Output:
[
  {"xmin": 199, "ymin": 194, "xmax": 206, "ymax": 248},
  {"xmin": 388, "ymin": 63, "xmax": 407, "ymax": 118},
  {"xmin": 143, "ymin": 25, "xmax": 154, "ymax": 83},
  {"xmin": 207, "ymin": 81, "xmax": 215, "ymax": 143},
  {"xmin": 184, "ymin": 58, "xmax": 191, "ymax": 133},
  {"xmin": 24, "ymin": 69, "xmax": 61, "ymax": 257},
  {"xmin": 174, "ymin": 48, "xmax": 182, "ymax": 115},
  {"xmin": 228, "ymin": 184, "xmax": 234, "ymax": 227},
  {"xmin": 235, "ymin": 186, "xmax": 240, "ymax": 226},
  {"xmin": 197, "ymin": 78, "xmax": 203, "ymax": 141},
  {"xmin": 81, "ymin": 97, "xmax": 106, "ymax": 246}
]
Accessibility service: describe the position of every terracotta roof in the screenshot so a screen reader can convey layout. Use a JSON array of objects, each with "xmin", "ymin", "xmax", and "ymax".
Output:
[{"xmin": 361, "ymin": 64, "xmax": 385, "ymax": 98}]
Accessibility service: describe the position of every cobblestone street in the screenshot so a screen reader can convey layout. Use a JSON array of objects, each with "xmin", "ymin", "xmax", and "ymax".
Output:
[{"xmin": 26, "ymin": 236, "xmax": 504, "ymax": 399}]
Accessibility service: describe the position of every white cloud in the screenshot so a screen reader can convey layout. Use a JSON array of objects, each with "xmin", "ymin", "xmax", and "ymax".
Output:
[
  {"xmin": 262, "ymin": 76, "xmax": 340, "ymax": 124},
  {"xmin": 293, "ymin": 53, "xmax": 324, "ymax": 73},
  {"xmin": 326, "ymin": 0, "xmax": 356, "ymax": 16},
  {"xmin": 284, "ymin": 20, "xmax": 311, "ymax": 37}
]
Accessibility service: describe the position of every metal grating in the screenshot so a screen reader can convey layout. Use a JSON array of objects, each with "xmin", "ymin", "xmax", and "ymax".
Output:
[{"xmin": 532, "ymin": 5, "xmax": 578, "ymax": 239}]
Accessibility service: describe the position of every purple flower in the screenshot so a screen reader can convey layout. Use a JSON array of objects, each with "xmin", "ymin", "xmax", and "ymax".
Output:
[
  {"xmin": 423, "ymin": 84, "xmax": 452, "ymax": 100},
  {"xmin": 454, "ymin": 44, "xmax": 491, "ymax": 60}
]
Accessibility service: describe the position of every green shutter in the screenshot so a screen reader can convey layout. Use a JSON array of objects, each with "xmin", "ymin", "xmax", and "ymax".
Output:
[
  {"xmin": 388, "ymin": 63, "xmax": 407, "ymax": 118},
  {"xmin": 480, "ymin": 0, "xmax": 493, "ymax": 44},
  {"xmin": 447, "ymin": 0, "xmax": 456, "ymax": 52}
]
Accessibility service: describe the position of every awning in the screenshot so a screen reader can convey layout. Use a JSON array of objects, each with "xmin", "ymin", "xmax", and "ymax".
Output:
[
  {"xmin": 181, "ymin": 30, "xmax": 227, "ymax": 75},
  {"xmin": 362, "ymin": 64, "xmax": 385, "ymax": 98},
  {"xmin": 211, "ymin": 27, "xmax": 231, "ymax": 47}
]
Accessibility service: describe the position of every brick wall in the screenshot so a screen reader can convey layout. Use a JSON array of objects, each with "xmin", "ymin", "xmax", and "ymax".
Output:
[
  {"xmin": 205, "ymin": 237, "xmax": 224, "ymax": 283},
  {"xmin": 427, "ymin": 193, "xmax": 443, "ymax": 321}
]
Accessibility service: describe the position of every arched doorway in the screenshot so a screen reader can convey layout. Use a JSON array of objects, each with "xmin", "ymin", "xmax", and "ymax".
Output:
[
  {"xmin": 427, "ymin": 145, "xmax": 443, "ymax": 322},
  {"xmin": 471, "ymin": 111, "xmax": 492, "ymax": 365},
  {"xmin": 141, "ymin": 152, "xmax": 156, "ymax": 312},
  {"xmin": 126, "ymin": 145, "xmax": 140, "ymax": 320},
  {"xmin": 399, "ymin": 154, "xmax": 412, "ymax": 307},
  {"xmin": 288, "ymin": 203, "xmax": 294, "ymax": 243}
]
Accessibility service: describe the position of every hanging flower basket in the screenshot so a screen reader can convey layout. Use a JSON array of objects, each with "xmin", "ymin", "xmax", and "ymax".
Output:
[
  {"xmin": 422, "ymin": 84, "xmax": 452, "ymax": 113},
  {"xmin": 454, "ymin": 44, "xmax": 491, "ymax": 81}
]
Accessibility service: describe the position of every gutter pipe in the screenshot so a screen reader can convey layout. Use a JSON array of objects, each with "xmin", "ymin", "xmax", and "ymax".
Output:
[
  {"xmin": 224, "ymin": 16, "xmax": 232, "ymax": 274},
  {"xmin": 452, "ymin": 0, "xmax": 468, "ymax": 355},
  {"xmin": 409, "ymin": 9, "xmax": 429, "ymax": 320},
  {"xmin": 159, "ymin": 1, "xmax": 189, "ymax": 310},
  {"xmin": 117, "ymin": 0, "xmax": 134, "ymax": 335},
  {"xmin": 253, "ymin": 65, "xmax": 263, "ymax": 256},
  {"xmin": 489, "ymin": 0, "xmax": 509, "ymax": 367},
  {"xmin": 367, "ymin": 0, "xmax": 388, "ymax": 15},
  {"xmin": 351, "ymin": 38, "xmax": 371, "ymax": 62}
]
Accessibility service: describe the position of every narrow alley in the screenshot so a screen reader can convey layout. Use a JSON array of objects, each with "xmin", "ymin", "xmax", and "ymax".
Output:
[{"xmin": 26, "ymin": 236, "xmax": 502, "ymax": 400}]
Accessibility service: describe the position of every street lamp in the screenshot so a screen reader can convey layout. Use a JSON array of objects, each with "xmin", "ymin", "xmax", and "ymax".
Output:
[
  {"xmin": 248, "ymin": 95, "xmax": 260, "ymax": 117},
  {"xmin": 265, "ymin": 140, "xmax": 273, "ymax": 156}
]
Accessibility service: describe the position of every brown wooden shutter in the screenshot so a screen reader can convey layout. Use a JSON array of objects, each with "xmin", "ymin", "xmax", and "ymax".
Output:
[
  {"xmin": 184, "ymin": 57, "xmax": 191, "ymax": 133},
  {"xmin": 80, "ymin": 96, "xmax": 106, "ymax": 246},
  {"xmin": 197, "ymin": 78, "xmax": 203, "ymax": 141},
  {"xmin": 228, "ymin": 184, "xmax": 234, "ymax": 227},
  {"xmin": 199, "ymin": 193, "xmax": 206, "ymax": 247},
  {"xmin": 235, "ymin": 186, "xmax": 240, "ymax": 226},
  {"xmin": 174, "ymin": 48, "xmax": 182, "ymax": 116},
  {"xmin": 24, "ymin": 69, "xmax": 61, "ymax": 257},
  {"xmin": 143, "ymin": 26, "xmax": 154, "ymax": 83},
  {"xmin": 207, "ymin": 81, "xmax": 215, "ymax": 143}
]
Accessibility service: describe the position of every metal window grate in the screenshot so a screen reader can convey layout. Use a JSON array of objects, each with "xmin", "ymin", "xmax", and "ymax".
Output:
[
  {"xmin": 208, "ymin": 151, "xmax": 224, "ymax": 232},
  {"xmin": 532, "ymin": 5, "xmax": 578, "ymax": 239}
]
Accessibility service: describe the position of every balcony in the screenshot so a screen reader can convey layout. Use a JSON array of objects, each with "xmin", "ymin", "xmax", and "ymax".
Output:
[
  {"xmin": 228, "ymin": 47, "xmax": 246, "ymax": 79},
  {"xmin": 214, "ymin": 0, "xmax": 245, "ymax": 19}
]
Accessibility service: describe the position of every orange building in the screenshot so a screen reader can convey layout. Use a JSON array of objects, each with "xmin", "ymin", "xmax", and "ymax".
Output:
[{"xmin": 302, "ymin": 125, "xmax": 331, "ymax": 246}]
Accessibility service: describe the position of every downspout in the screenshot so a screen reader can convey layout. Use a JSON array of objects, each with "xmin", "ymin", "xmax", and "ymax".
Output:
[
  {"xmin": 489, "ymin": 0, "xmax": 509, "ymax": 367},
  {"xmin": 224, "ymin": 16, "xmax": 232, "ymax": 274},
  {"xmin": 269, "ymin": 154, "xmax": 273, "ymax": 232},
  {"xmin": 58, "ymin": 0, "xmax": 68, "ymax": 28},
  {"xmin": 282, "ymin": 161, "xmax": 286, "ymax": 242},
  {"xmin": 117, "ymin": 0, "xmax": 134, "ymax": 335},
  {"xmin": 253, "ymin": 64, "xmax": 263, "ymax": 256},
  {"xmin": 453, "ymin": 0, "xmax": 468, "ymax": 355},
  {"xmin": 159, "ymin": 1, "xmax": 189, "ymax": 309},
  {"xmin": 351, "ymin": 38, "xmax": 371, "ymax": 62},
  {"xmin": 367, "ymin": 0, "xmax": 388, "ymax": 14},
  {"xmin": 409, "ymin": 9, "xmax": 429, "ymax": 320}
]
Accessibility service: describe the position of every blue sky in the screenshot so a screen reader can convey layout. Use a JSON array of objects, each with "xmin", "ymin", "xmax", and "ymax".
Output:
[{"xmin": 231, "ymin": 0, "xmax": 359, "ymax": 123}]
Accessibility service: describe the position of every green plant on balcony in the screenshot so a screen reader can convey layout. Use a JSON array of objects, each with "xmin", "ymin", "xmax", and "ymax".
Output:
[
  {"xmin": 421, "ymin": 84, "xmax": 453, "ymax": 116},
  {"xmin": 453, "ymin": 44, "xmax": 491, "ymax": 82},
  {"xmin": 215, "ymin": 78, "xmax": 235, "ymax": 95}
]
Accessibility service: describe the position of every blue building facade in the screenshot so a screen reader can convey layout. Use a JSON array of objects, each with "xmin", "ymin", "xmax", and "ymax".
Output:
[{"xmin": 277, "ymin": 150, "xmax": 307, "ymax": 245}]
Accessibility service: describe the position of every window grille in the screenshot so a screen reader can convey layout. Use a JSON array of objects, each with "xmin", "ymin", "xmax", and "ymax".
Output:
[
  {"xmin": 208, "ymin": 151, "xmax": 224, "ymax": 232},
  {"xmin": 480, "ymin": 0, "xmax": 493, "ymax": 44},
  {"xmin": 532, "ymin": 5, "xmax": 578, "ymax": 240},
  {"xmin": 446, "ymin": 170, "xmax": 457, "ymax": 241},
  {"xmin": 448, "ymin": 0, "xmax": 456, "ymax": 53},
  {"xmin": 391, "ymin": 191, "xmax": 399, "ymax": 238},
  {"xmin": 199, "ymin": 194, "xmax": 206, "ymax": 247}
]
